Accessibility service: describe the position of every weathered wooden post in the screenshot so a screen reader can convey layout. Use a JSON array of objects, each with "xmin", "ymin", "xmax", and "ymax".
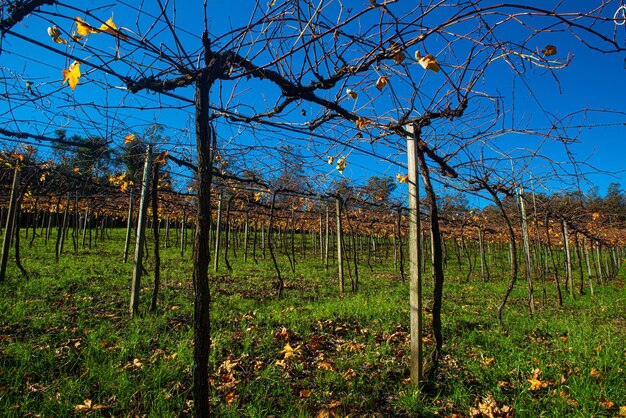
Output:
[{"xmin": 0, "ymin": 167, "xmax": 20, "ymax": 282}]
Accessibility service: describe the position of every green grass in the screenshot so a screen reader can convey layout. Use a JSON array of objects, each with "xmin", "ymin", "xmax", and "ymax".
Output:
[{"xmin": 0, "ymin": 228, "xmax": 624, "ymax": 417}]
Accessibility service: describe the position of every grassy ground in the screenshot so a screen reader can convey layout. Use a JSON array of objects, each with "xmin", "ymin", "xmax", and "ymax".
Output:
[{"xmin": 0, "ymin": 229, "xmax": 624, "ymax": 417}]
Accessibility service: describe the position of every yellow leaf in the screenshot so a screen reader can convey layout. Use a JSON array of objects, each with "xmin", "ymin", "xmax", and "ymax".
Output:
[
  {"xmin": 375, "ymin": 75, "xmax": 389, "ymax": 90},
  {"xmin": 98, "ymin": 17, "xmax": 128, "ymax": 40},
  {"xmin": 542, "ymin": 45, "xmax": 557, "ymax": 56},
  {"xmin": 418, "ymin": 54, "xmax": 440, "ymax": 72},
  {"xmin": 75, "ymin": 17, "xmax": 95, "ymax": 37},
  {"xmin": 346, "ymin": 88, "xmax": 357, "ymax": 99},
  {"xmin": 396, "ymin": 173, "xmax": 408, "ymax": 183},
  {"xmin": 62, "ymin": 61, "xmax": 81, "ymax": 91},
  {"xmin": 619, "ymin": 405, "xmax": 626, "ymax": 416},
  {"xmin": 590, "ymin": 368, "xmax": 602, "ymax": 379},
  {"xmin": 124, "ymin": 133, "xmax": 136, "ymax": 144},
  {"xmin": 299, "ymin": 389, "xmax": 311, "ymax": 398},
  {"xmin": 281, "ymin": 342, "xmax": 301, "ymax": 360},
  {"xmin": 527, "ymin": 377, "xmax": 544, "ymax": 391}
]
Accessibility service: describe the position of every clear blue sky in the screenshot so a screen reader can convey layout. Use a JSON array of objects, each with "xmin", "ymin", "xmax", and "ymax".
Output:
[{"xmin": 0, "ymin": 1, "xmax": 624, "ymax": 203}]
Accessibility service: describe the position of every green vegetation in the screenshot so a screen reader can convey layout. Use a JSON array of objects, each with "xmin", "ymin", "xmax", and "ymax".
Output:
[{"xmin": 0, "ymin": 230, "xmax": 624, "ymax": 417}]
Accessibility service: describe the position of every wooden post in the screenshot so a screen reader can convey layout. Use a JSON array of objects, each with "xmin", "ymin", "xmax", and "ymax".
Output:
[
  {"xmin": 561, "ymin": 219, "xmax": 574, "ymax": 298},
  {"xmin": 0, "ymin": 168, "xmax": 20, "ymax": 282},
  {"xmin": 130, "ymin": 145, "xmax": 152, "ymax": 318},
  {"xmin": 406, "ymin": 125, "xmax": 423, "ymax": 385},
  {"xmin": 123, "ymin": 188, "xmax": 135, "ymax": 263},
  {"xmin": 518, "ymin": 188, "xmax": 535, "ymax": 314},
  {"xmin": 214, "ymin": 190, "xmax": 223, "ymax": 272},
  {"xmin": 336, "ymin": 197, "xmax": 344, "ymax": 294}
]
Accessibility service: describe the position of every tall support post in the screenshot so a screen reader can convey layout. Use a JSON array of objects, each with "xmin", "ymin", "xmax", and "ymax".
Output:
[
  {"xmin": 561, "ymin": 219, "xmax": 574, "ymax": 298},
  {"xmin": 406, "ymin": 125, "xmax": 423, "ymax": 386},
  {"xmin": 0, "ymin": 168, "xmax": 20, "ymax": 282},
  {"xmin": 213, "ymin": 189, "xmax": 223, "ymax": 272},
  {"xmin": 324, "ymin": 205, "xmax": 330, "ymax": 271},
  {"xmin": 130, "ymin": 145, "xmax": 152, "ymax": 318},
  {"xmin": 123, "ymin": 188, "xmax": 135, "ymax": 263},
  {"xmin": 518, "ymin": 187, "xmax": 535, "ymax": 314},
  {"xmin": 335, "ymin": 197, "xmax": 345, "ymax": 294}
]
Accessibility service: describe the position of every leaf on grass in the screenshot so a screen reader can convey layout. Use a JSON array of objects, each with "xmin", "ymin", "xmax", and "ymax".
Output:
[
  {"xmin": 343, "ymin": 368, "xmax": 357, "ymax": 380},
  {"xmin": 317, "ymin": 362, "xmax": 333, "ymax": 371},
  {"xmin": 74, "ymin": 399, "xmax": 107, "ymax": 412},
  {"xmin": 527, "ymin": 377, "xmax": 545, "ymax": 391},
  {"xmin": 375, "ymin": 75, "xmax": 389, "ymax": 90},
  {"xmin": 62, "ymin": 61, "xmax": 81, "ymax": 91},
  {"xmin": 346, "ymin": 88, "xmax": 357, "ymax": 99},
  {"xmin": 281, "ymin": 342, "xmax": 301, "ymax": 360},
  {"xmin": 542, "ymin": 45, "xmax": 557, "ymax": 56},
  {"xmin": 299, "ymin": 389, "xmax": 311, "ymax": 398},
  {"xmin": 619, "ymin": 405, "xmax": 626, "ymax": 416},
  {"xmin": 589, "ymin": 368, "xmax": 602, "ymax": 379},
  {"xmin": 598, "ymin": 397, "xmax": 614, "ymax": 409},
  {"xmin": 225, "ymin": 391, "xmax": 238, "ymax": 405}
]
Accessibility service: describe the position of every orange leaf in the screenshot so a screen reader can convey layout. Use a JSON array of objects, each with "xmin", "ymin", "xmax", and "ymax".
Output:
[
  {"xmin": 155, "ymin": 150, "xmax": 168, "ymax": 165},
  {"xmin": 124, "ymin": 133, "xmax": 136, "ymax": 144},
  {"xmin": 62, "ymin": 61, "xmax": 81, "ymax": 91},
  {"xmin": 396, "ymin": 173, "xmax": 408, "ymax": 183},
  {"xmin": 375, "ymin": 75, "xmax": 389, "ymax": 90},
  {"xmin": 346, "ymin": 88, "xmax": 357, "ymax": 99},
  {"xmin": 299, "ymin": 389, "xmax": 311, "ymax": 398},
  {"xmin": 599, "ymin": 397, "xmax": 614, "ymax": 409},
  {"xmin": 355, "ymin": 117, "xmax": 370, "ymax": 130}
]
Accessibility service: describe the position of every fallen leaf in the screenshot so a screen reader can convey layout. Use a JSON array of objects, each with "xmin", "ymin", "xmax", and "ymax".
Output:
[
  {"xmin": 317, "ymin": 362, "xmax": 333, "ymax": 371},
  {"xmin": 73, "ymin": 399, "xmax": 108, "ymax": 412},
  {"xmin": 527, "ymin": 377, "xmax": 544, "ymax": 391},
  {"xmin": 619, "ymin": 405, "xmax": 626, "ymax": 416},
  {"xmin": 299, "ymin": 389, "xmax": 311, "ymax": 398},
  {"xmin": 225, "ymin": 391, "xmax": 238, "ymax": 405},
  {"xmin": 598, "ymin": 397, "xmax": 614, "ymax": 409},
  {"xmin": 281, "ymin": 342, "xmax": 301, "ymax": 360},
  {"xmin": 589, "ymin": 368, "xmax": 602, "ymax": 379}
]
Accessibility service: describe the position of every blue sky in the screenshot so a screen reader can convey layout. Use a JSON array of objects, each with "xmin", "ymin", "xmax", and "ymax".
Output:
[{"xmin": 0, "ymin": 1, "xmax": 624, "ymax": 205}]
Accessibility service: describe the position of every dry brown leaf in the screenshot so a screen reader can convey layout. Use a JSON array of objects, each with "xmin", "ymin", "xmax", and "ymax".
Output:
[
  {"xmin": 299, "ymin": 389, "xmax": 311, "ymax": 398},
  {"xmin": 346, "ymin": 88, "xmax": 357, "ymax": 99},
  {"xmin": 598, "ymin": 397, "xmax": 614, "ymax": 409},
  {"xmin": 375, "ymin": 75, "xmax": 389, "ymax": 90},
  {"xmin": 417, "ymin": 54, "xmax": 440, "ymax": 72},
  {"xmin": 396, "ymin": 173, "xmax": 409, "ymax": 183},
  {"xmin": 355, "ymin": 117, "xmax": 370, "ymax": 130},
  {"xmin": 317, "ymin": 362, "xmax": 333, "ymax": 371},
  {"xmin": 47, "ymin": 25, "xmax": 67, "ymax": 44},
  {"xmin": 393, "ymin": 50, "xmax": 406, "ymax": 64},
  {"xmin": 542, "ymin": 45, "xmax": 557, "ymax": 56},
  {"xmin": 589, "ymin": 368, "xmax": 602, "ymax": 379}
]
